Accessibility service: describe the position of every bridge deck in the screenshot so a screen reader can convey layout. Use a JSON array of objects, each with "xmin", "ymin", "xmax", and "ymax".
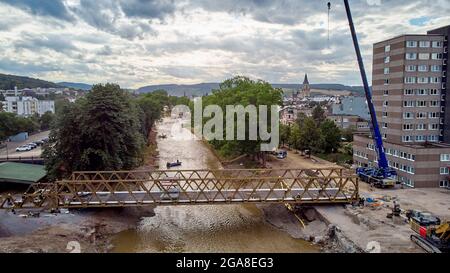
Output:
[{"xmin": 0, "ymin": 168, "xmax": 358, "ymax": 209}]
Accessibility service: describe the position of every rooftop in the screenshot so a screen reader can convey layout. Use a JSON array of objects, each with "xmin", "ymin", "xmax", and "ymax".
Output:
[{"xmin": 0, "ymin": 162, "xmax": 47, "ymax": 185}]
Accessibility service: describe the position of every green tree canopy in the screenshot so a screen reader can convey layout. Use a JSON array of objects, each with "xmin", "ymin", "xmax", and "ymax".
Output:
[
  {"xmin": 319, "ymin": 119, "xmax": 342, "ymax": 153},
  {"xmin": 43, "ymin": 83, "xmax": 146, "ymax": 179},
  {"xmin": 199, "ymin": 76, "xmax": 282, "ymax": 158}
]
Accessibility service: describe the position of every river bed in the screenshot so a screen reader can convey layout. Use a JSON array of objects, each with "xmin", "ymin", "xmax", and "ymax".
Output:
[{"xmin": 112, "ymin": 117, "xmax": 319, "ymax": 253}]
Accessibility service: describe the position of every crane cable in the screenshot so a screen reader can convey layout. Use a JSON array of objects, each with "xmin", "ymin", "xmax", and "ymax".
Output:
[{"xmin": 327, "ymin": 2, "xmax": 331, "ymax": 49}]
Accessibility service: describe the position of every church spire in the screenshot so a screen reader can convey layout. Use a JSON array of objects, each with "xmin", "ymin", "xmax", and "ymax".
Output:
[{"xmin": 303, "ymin": 74, "xmax": 309, "ymax": 85}]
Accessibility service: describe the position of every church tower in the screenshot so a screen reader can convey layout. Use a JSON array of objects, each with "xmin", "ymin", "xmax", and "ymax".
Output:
[{"xmin": 301, "ymin": 74, "xmax": 311, "ymax": 97}]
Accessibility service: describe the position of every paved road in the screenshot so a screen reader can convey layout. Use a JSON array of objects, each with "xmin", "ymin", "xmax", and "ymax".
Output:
[{"xmin": 0, "ymin": 131, "xmax": 49, "ymax": 158}]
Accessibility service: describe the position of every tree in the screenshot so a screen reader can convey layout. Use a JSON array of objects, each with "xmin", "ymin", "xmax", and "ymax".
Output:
[
  {"xmin": 298, "ymin": 117, "xmax": 321, "ymax": 152},
  {"xmin": 280, "ymin": 124, "xmax": 291, "ymax": 146},
  {"xmin": 288, "ymin": 123, "xmax": 301, "ymax": 149},
  {"xmin": 319, "ymin": 119, "xmax": 342, "ymax": 153},
  {"xmin": 39, "ymin": 111, "xmax": 55, "ymax": 130},
  {"xmin": 312, "ymin": 105, "xmax": 326, "ymax": 125},
  {"xmin": 43, "ymin": 84, "xmax": 146, "ymax": 180},
  {"xmin": 198, "ymin": 76, "xmax": 282, "ymax": 158},
  {"xmin": 0, "ymin": 112, "xmax": 19, "ymax": 141}
]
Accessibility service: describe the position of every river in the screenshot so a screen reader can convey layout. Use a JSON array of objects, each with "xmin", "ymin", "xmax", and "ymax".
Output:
[{"xmin": 112, "ymin": 117, "xmax": 319, "ymax": 253}]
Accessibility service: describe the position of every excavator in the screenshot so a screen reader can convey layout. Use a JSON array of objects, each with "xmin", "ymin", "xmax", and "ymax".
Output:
[{"xmin": 408, "ymin": 210, "xmax": 450, "ymax": 253}]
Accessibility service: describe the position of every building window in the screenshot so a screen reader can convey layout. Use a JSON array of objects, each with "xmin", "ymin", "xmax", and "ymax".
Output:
[
  {"xmin": 417, "ymin": 124, "xmax": 426, "ymax": 130},
  {"xmin": 406, "ymin": 53, "xmax": 417, "ymax": 60},
  {"xmin": 430, "ymin": 101, "xmax": 440, "ymax": 107},
  {"xmin": 417, "ymin": 112, "xmax": 427, "ymax": 119},
  {"xmin": 403, "ymin": 124, "xmax": 413, "ymax": 131},
  {"xmin": 432, "ymin": 41, "xmax": 443, "ymax": 48},
  {"xmin": 403, "ymin": 112, "xmax": 413, "ymax": 119},
  {"xmin": 428, "ymin": 135, "xmax": 439, "ymax": 142},
  {"xmin": 430, "ymin": 77, "xmax": 441, "ymax": 83},
  {"xmin": 383, "ymin": 101, "xmax": 388, "ymax": 107},
  {"xmin": 418, "ymin": 65, "xmax": 428, "ymax": 72},
  {"xmin": 404, "ymin": 89, "xmax": 414, "ymax": 95},
  {"xmin": 440, "ymin": 167, "xmax": 449, "ymax": 175},
  {"xmin": 402, "ymin": 136, "xmax": 413, "ymax": 142},
  {"xmin": 384, "ymin": 79, "xmax": 390, "ymax": 85},
  {"xmin": 429, "ymin": 112, "xmax": 440, "ymax": 119},
  {"xmin": 384, "ymin": 56, "xmax": 390, "ymax": 63},
  {"xmin": 403, "ymin": 101, "xmax": 415, "ymax": 107},
  {"xmin": 405, "ymin": 77, "xmax": 416, "ymax": 84},
  {"xmin": 382, "ymin": 123, "xmax": 388, "ymax": 128},
  {"xmin": 430, "ymin": 89, "xmax": 439, "ymax": 95},
  {"xmin": 419, "ymin": 41, "xmax": 430, "ymax": 48},
  {"xmin": 385, "ymin": 45, "xmax": 391, "ymax": 52},
  {"xmin": 384, "ymin": 67, "xmax": 390, "ymax": 74},
  {"xmin": 417, "ymin": 100, "xmax": 427, "ymax": 107},
  {"xmin": 418, "ymin": 77, "xmax": 429, "ymax": 84},
  {"xmin": 416, "ymin": 135, "xmax": 426, "ymax": 142},
  {"xmin": 440, "ymin": 154, "xmax": 450, "ymax": 162},
  {"xmin": 382, "ymin": 112, "xmax": 388, "ymax": 117},
  {"xmin": 383, "ymin": 90, "xmax": 389, "ymax": 96},
  {"xmin": 440, "ymin": 180, "xmax": 449, "ymax": 188},
  {"xmin": 429, "ymin": 123, "xmax": 439, "ymax": 131},
  {"xmin": 406, "ymin": 41, "xmax": 417, "ymax": 47},
  {"xmin": 431, "ymin": 65, "xmax": 442, "ymax": 72},
  {"xmin": 406, "ymin": 65, "xmax": 416, "ymax": 72},
  {"xmin": 431, "ymin": 53, "xmax": 443, "ymax": 60},
  {"xmin": 418, "ymin": 53, "xmax": 430, "ymax": 60},
  {"xmin": 417, "ymin": 89, "xmax": 427, "ymax": 95}
]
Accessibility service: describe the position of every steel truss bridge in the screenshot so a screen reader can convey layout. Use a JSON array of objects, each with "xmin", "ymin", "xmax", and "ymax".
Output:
[{"xmin": 0, "ymin": 168, "xmax": 358, "ymax": 210}]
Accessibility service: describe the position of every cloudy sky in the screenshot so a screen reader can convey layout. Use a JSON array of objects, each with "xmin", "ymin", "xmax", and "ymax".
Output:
[{"xmin": 0, "ymin": 0, "xmax": 449, "ymax": 88}]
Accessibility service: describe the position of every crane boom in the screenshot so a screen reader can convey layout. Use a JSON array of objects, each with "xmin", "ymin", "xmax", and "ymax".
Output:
[{"xmin": 343, "ymin": 0, "xmax": 392, "ymax": 178}]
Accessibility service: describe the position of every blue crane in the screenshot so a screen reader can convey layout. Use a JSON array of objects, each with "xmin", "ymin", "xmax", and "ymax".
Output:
[{"xmin": 338, "ymin": 0, "xmax": 397, "ymax": 187}]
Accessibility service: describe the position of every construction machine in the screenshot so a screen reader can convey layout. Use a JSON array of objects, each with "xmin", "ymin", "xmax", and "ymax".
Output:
[
  {"xmin": 407, "ymin": 210, "xmax": 450, "ymax": 253},
  {"xmin": 339, "ymin": 0, "xmax": 397, "ymax": 188}
]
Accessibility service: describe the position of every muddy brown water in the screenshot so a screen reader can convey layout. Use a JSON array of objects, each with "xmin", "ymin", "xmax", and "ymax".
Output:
[{"xmin": 112, "ymin": 117, "xmax": 319, "ymax": 253}]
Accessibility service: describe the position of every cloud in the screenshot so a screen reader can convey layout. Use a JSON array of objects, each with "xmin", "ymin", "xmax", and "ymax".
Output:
[
  {"xmin": 0, "ymin": 0, "xmax": 73, "ymax": 21},
  {"xmin": 120, "ymin": 0, "xmax": 176, "ymax": 19},
  {"xmin": 0, "ymin": 0, "xmax": 449, "ymax": 88}
]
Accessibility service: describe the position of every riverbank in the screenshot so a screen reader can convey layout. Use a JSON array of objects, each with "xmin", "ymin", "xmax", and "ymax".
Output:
[{"xmin": 0, "ymin": 126, "xmax": 160, "ymax": 253}]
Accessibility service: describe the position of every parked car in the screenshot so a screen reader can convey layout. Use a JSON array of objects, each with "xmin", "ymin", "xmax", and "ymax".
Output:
[
  {"xmin": 42, "ymin": 138, "xmax": 49, "ymax": 143},
  {"xmin": 35, "ymin": 140, "xmax": 45, "ymax": 146},
  {"xmin": 276, "ymin": 150, "xmax": 287, "ymax": 159},
  {"xmin": 16, "ymin": 145, "xmax": 32, "ymax": 152},
  {"xmin": 27, "ymin": 143, "xmax": 37, "ymax": 149}
]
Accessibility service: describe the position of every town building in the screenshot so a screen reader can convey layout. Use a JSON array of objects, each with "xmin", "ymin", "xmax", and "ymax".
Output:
[
  {"xmin": 1, "ymin": 96, "xmax": 55, "ymax": 116},
  {"xmin": 331, "ymin": 96, "xmax": 370, "ymax": 120},
  {"xmin": 328, "ymin": 114, "xmax": 370, "ymax": 132},
  {"xmin": 353, "ymin": 25, "xmax": 450, "ymax": 188}
]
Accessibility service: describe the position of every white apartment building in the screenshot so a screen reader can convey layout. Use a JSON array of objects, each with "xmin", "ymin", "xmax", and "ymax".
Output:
[{"xmin": 1, "ymin": 96, "xmax": 55, "ymax": 116}]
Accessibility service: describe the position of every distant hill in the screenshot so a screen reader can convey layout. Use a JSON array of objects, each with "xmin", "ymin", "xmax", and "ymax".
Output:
[
  {"xmin": 0, "ymin": 73, "xmax": 62, "ymax": 90},
  {"xmin": 138, "ymin": 83, "xmax": 366, "ymax": 97},
  {"xmin": 58, "ymin": 82, "xmax": 92, "ymax": 91}
]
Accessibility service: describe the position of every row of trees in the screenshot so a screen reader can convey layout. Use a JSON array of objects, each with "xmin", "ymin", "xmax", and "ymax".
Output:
[
  {"xmin": 0, "ymin": 111, "xmax": 54, "ymax": 141},
  {"xmin": 43, "ymin": 84, "xmax": 187, "ymax": 180},
  {"xmin": 280, "ymin": 106, "xmax": 345, "ymax": 154}
]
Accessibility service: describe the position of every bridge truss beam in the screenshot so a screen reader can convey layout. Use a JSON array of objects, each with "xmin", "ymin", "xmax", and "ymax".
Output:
[{"xmin": 0, "ymin": 168, "xmax": 358, "ymax": 209}]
